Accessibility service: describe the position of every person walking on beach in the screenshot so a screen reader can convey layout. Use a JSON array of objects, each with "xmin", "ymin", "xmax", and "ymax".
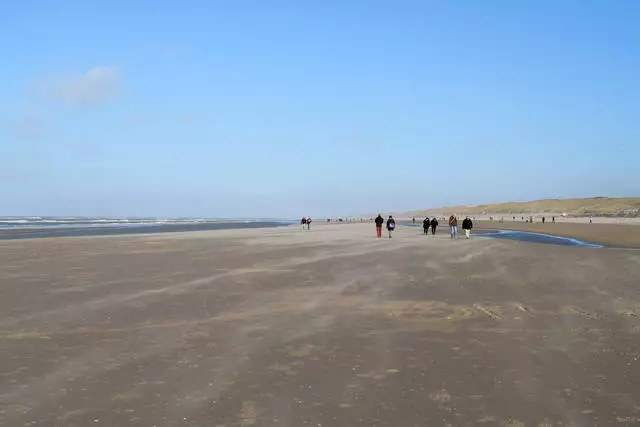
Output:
[
  {"xmin": 386, "ymin": 215, "xmax": 396, "ymax": 239},
  {"xmin": 423, "ymin": 217, "xmax": 430, "ymax": 235},
  {"xmin": 375, "ymin": 214, "xmax": 384, "ymax": 238},
  {"xmin": 449, "ymin": 214, "xmax": 458, "ymax": 239},
  {"xmin": 412, "ymin": 217, "xmax": 416, "ymax": 224},
  {"xmin": 552, "ymin": 216, "xmax": 555, "ymax": 223},
  {"xmin": 589, "ymin": 215, "xmax": 593, "ymax": 224},
  {"xmin": 306, "ymin": 217, "xmax": 312, "ymax": 230},
  {"xmin": 542, "ymin": 216, "xmax": 545, "ymax": 224},
  {"xmin": 301, "ymin": 217, "xmax": 307, "ymax": 230},
  {"xmin": 462, "ymin": 216, "xmax": 473, "ymax": 239},
  {"xmin": 430, "ymin": 217, "xmax": 438, "ymax": 235}
]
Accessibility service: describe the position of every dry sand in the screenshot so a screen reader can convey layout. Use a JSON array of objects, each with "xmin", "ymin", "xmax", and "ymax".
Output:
[{"xmin": 1, "ymin": 223, "xmax": 640, "ymax": 426}]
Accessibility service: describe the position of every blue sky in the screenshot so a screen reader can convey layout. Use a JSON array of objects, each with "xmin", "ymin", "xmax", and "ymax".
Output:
[{"xmin": 1, "ymin": 0, "xmax": 638, "ymax": 217}]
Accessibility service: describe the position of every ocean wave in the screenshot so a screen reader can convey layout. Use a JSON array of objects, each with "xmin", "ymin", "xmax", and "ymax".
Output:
[{"xmin": 0, "ymin": 217, "xmax": 254, "ymax": 231}]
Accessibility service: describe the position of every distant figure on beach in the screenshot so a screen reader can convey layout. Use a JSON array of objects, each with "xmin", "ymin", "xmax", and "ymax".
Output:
[
  {"xmin": 375, "ymin": 214, "xmax": 384, "ymax": 238},
  {"xmin": 552, "ymin": 216, "xmax": 555, "ymax": 223},
  {"xmin": 590, "ymin": 215, "xmax": 593, "ymax": 224},
  {"xmin": 306, "ymin": 217, "xmax": 312, "ymax": 230},
  {"xmin": 513, "ymin": 216, "xmax": 516, "ymax": 221},
  {"xmin": 423, "ymin": 217, "xmax": 430, "ymax": 235},
  {"xmin": 386, "ymin": 216, "xmax": 396, "ymax": 238},
  {"xmin": 412, "ymin": 217, "xmax": 416, "ymax": 224},
  {"xmin": 462, "ymin": 216, "xmax": 473, "ymax": 239},
  {"xmin": 430, "ymin": 217, "xmax": 438, "ymax": 235},
  {"xmin": 530, "ymin": 216, "xmax": 533, "ymax": 223},
  {"xmin": 542, "ymin": 216, "xmax": 545, "ymax": 224},
  {"xmin": 449, "ymin": 214, "xmax": 458, "ymax": 239},
  {"xmin": 301, "ymin": 217, "xmax": 307, "ymax": 230}
]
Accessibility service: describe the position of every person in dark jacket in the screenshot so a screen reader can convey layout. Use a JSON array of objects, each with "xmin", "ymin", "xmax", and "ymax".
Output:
[
  {"xmin": 449, "ymin": 214, "xmax": 458, "ymax": 239},
  {"xmin": 430, "ymin": 217, "xmax": 438, "ymax": 235},
  {"xmin": 374, "ymin": 214, "xmax": 384, "ymax": 238},
  {"xmin": 462, "ymin": 216, "xmax": 473, "ymax": 239},
  {"xmin": 422, "ymin": 217, "xmax": 430, "ymax": 234},
  {"xmin": 386, "ymin": 216, "xmax": 396, "ymax": 239}
]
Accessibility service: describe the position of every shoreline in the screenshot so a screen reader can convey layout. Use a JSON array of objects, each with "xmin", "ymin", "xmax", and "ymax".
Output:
[
  {"xmin": 0, "ymin": 228, "xmax": 64, "ymax": 235},
  {"xmin": 0, "ymin": 221, "xmax": 291, "ymax": 240}
]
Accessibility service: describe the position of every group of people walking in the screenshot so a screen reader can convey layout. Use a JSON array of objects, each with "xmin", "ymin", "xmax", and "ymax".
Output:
[
  {"xmin": 374, "ymin": 214, "xmax": 396, "ymax": 238},
  {"xmin": 448, "ymin": 214, "xmax": 473, "ymax": 239},
  {"xmin": 375, "ymin": 214, "xmax": 473, "ymax": 240},
  {"xmin": 422, "ymin": 217, "xmax": 439, "ymax": 235},
  {"xmin": 420, "ymin": 214, "xmax": 473, "ymax": 239},
  {"xmin": 304, "ymin": 213, "xmax": 475, "ymax": 240},
  {"xmin": 300, "ymin": 216, "xmax": 312, "ymax": 230}
]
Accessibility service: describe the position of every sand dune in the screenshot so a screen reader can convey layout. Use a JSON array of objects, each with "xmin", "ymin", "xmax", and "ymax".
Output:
[{"xmin": 407, "ymin": 196, "xmax": 640, "ymax": 217}]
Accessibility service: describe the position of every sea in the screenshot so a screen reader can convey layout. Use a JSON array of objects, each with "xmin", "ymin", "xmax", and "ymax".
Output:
[{"xmin": 0, "ymin": 217, "xmax": 293, "ymax": 240}]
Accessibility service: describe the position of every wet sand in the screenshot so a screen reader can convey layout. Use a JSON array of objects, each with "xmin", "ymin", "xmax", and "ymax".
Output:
[
  {"xmin": 476, "ymin": 221, "xmax": 640, "ymax": 248},
  {"xmin": 1, "ymin": 224, "xmax": 640, "ymax": 426},
  {"xmin": 0, "ymin": 229, "xmax": 60, "ymax": 235}
]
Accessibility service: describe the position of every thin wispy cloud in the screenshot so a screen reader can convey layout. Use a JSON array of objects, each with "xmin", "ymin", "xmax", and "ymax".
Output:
[
  {"xmin": 7, "ymin": 113, "xmax": 49, "ymax": 141},
  {"xmin": 124, "ymin": 113, "xmax": 150, "ymax": 128},
  {"xmin": 64, "ymin": 139, "xmax": 104, "ymax": 158},
  {"xmin": 0, "ymin": 165, "xmax": 51, "ymax": 183},
  {"xmin": 40, "ymin": 66, "xmax": 121, "ymax": 106},
  {"xmin": 121, "ymin": 112, "xmax": 203, "ymax": 128},
  {"xmin": 175, "ymin": 114, "xmax": 202, "ymax": 124},
  {"xmin": 161, "ymin": 43, "xmax": 181, "ymax": 58}
]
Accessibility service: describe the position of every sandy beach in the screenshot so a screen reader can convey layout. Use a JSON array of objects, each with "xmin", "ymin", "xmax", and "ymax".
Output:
[{"xmin": 1, "ymin": 223, "xmax": 640, "ymax": 426}]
